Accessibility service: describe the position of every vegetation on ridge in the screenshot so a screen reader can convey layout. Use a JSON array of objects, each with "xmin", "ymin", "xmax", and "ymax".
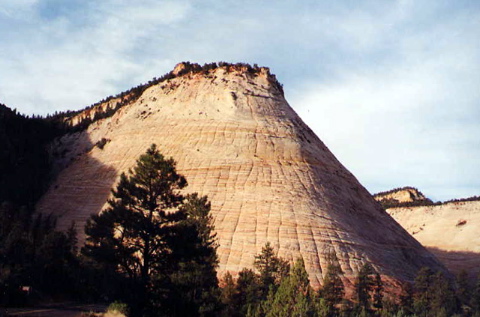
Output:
[
  {"xmin": 1, "ymin": 61, "xmax": 284, "ymax": 138},
  {"xmin": 0, "ymin": 104, "xmax": 67, "ymax": 206},
  {"xmin": 47, "ymin": 61, "xmax": 284, "ymax": 133},
  {"xmin": 373, "ymin": 186, "xmax": 480, "ymax": 209},
  {"xmin": 373, "ymin": 186, "xmax": 427, "ymax": 198}
]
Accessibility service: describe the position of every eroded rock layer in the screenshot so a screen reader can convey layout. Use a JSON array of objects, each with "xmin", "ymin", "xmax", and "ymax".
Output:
[{"xmin": 37, "ymin": 63, "xmax": 444, "ymax": 288}]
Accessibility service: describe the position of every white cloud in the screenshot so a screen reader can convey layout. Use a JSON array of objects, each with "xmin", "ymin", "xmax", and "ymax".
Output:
[
  {"xmin": 0, "ymin": 0, "xmax": 38, "ymax": 16},
  {"xmin": 0, "ymin": 0, "xmax": 478, "ymax": 200},
  {"xmin": 291, "ymin": 6, "xmax": 480, "ymax": 200},
  {"xmin": 0, "ymin": 1, "xmax": 192, "ymax": 114}
]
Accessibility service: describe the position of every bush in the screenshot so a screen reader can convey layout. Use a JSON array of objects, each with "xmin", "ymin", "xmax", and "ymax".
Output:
[
  {"xmin": 95, "ymin": 138, "xmax": 110, "ymax": 150},
  {"xmin": 107, "ymin": 301, "xmax": 129, "ymax": 316}
]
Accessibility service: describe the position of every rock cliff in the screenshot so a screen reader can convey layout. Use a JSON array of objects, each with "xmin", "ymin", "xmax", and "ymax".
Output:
[{"xmin": 37, "ymin": 63, "xmax": 445, "ymax": 289}]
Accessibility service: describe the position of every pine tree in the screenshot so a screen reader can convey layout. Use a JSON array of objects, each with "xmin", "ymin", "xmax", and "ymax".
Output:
[
  {"xmin": 312, "ymin": 297, "xmax": 330, "ymax": 317},
  {"xmin": 399, "ymin": 282, "xmax": 414, "ymax": 315},
  {"xmin": 412, "ymin": 267, "xmax": 458, "ymax": 317},
  {"xmin": 456, "ymin": 270, "xmax": 471, "ymax": 309},
  {"xmin": 354, "ymin": 263, "xmax": 375, "ymax": 312},
  {"xmin": 319, "ymin": 252, "xmax": 344, "ymax": 315},
  {"xmin": 0, "ymin": 203, "xmax": 81, "ymax": 304},
  {"xmin": 429, "ymin": 271, "xmax": 457, "ymax": 317},
  {"xmin": 164, "ymin": 193, "xmax": 221, "ymax": 316},
  {"xmin": 220, "ymin": 272, "xmax": 238, "ymax": 317},
  {"xmin": 372, "ymin": 272, "xmax": 384, "ymax": 310},
  {"xmin": 254, "ymin": 242, "xmax": 289, "ymax": 299},
  {"xmin": 413, "ymin": 267, "xmax": 433, "ymax": 317},
  {"xmin": 82, "ymin": 144, "xmax": 219, "ymax": 316},
  {"xmin": 234, "ymin": 268, "xmax": 262, "ymax": 316},
  {"xmin": 472, "ymin": 274, "xmax": 480, "ymax": 314},
  {"xmin": 264, "ymin": 258, "xmax": 315, "ymax": 317}
]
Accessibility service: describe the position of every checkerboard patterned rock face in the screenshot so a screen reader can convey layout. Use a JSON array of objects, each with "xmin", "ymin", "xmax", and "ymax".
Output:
[{"xmin": 37, "ymin": 64, "xmax": 444, "ymax": 289}]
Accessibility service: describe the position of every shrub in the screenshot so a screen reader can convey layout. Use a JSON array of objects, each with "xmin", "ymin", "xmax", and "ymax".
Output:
[
  {"xmin": 95, "ymin": 138, "xmax": 110, "ymax": 150},
  {"xmin": 107, "ymin": 301, "xmax": 129, "ymax": 316}
]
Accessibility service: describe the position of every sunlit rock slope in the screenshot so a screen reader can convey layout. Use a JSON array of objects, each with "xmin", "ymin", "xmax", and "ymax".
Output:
[{"xmin": 37, "ymin": 63, "xmax": 445, "ymax": 289}]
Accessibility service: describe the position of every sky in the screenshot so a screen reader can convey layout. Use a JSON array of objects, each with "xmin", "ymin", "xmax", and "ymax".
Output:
[{"xmin": 0, "ymin": 0, "xmax": 479, "ymax": 201}]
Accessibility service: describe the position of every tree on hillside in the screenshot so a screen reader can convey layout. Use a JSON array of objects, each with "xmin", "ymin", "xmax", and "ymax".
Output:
[
  {"xmin": 472, "ymin": 274, "xmax": 480, "ymax": 313},
  {"xmin": 399, "ymin": 282, "xmax": 414, "ymax": 315},
  {"xmin": 429, "ymin": 271, "xmax": 458, "ymax": 317},
  {"xmin": 413, "ymin": 268, "xmax": 459, "ymax": 317},
  {"xmin": 354, "ymin": 263, "xmax": 376, "ymax": 312},
  {"xmin": 234, "ymin": 268, "xmax": 262, "ymax": 316},
  {"xmin": 372, "ymin": 272, "xmax": 384, "ymax": 310},
  {"xmin": 220, "ymin": 272, "xmax": 237, "ymax": 317},
  {"xmin": 263, "ymin": 258, "xmax": 316, "ymax": 317},
  {"xmin": 160, "ymin": 193, "xmax": 221, "ymax": 316},
  {"xmin": 413, "ymin": 267, "xmax": 433, "ymax": 316},
  {"xmin": 82, "ymin": 144, "xmax": 219, "ymax": 316},
  {"xmin": 0, "ymin": 203, "xmax": 81, "ymax": 305},
  {"xmin": 254, "ymin": 242, "xmax": 290, "ymax": 299},
  {"xmin": 319, "ymin": 252, "xmax": 344, "ymax": 315},
  {"xmin": 456, "ymin": 270, "xmax": 471, "ymax": 309}
]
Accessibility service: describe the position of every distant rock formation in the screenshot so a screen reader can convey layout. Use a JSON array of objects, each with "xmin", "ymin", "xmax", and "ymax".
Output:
[
  {"xmin": 373, "ymin": 187, "xmax": 433, "ymax": 209},
  {"xmin": 37, "ymin": 62, "xmax": 445, "ymax": 290},
  {"xmin": 381, "ymin": 189, "xmax": 480, "ymax": 278}
]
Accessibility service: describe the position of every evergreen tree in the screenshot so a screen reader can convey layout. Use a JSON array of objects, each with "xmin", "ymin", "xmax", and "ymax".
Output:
[
  {"xmin": 264, "ymin": 258, "xmax": 315, "ymax": 317},
  {"xmin": 82, "ymin": 144, "xmax": 218, "ymax": 316},
  {"xmin": 220, "ymin": 272, "xmax": 237, "ymax": 317},
  {"xmin": 372, "ymin": 272, "xmax": 384, "ymax": 310},
  {"xmin": 456, "ymin": 269, "xmax": 471, "ymax": 309},
  {"xmin": 312, "ymin": 297, "xmax": 330, "ymax": 317},
  {"xmin": 234, "ymin": 268, "xmax": 262, "ymax": 316},
  {"xmin": 412, "ymin": 267, "xmax": 457, "ymax": 317},
  {"xmin": 0, "ymin": 202, "xmax": 81, "ymax": 304},
  {"xmin": 254, "ymin": 242, "xmax": 289, "ymax": 299},
  {"xmin": 413, "ymin": 267, "xmax": 433, "ymax": 317},
  {"xmin": 162, "ymin": 194, "xmax": 221, "ymax": 316},
  {"xmin": 319, "ymin": 252, "xmax": 344, "ymax": 316},
  {"xmin": 429, "ymin": 271, "xmax": 457, "ymax": 317},
  {"xmin": 354, "ymin": 263, "xmax": 375, "ymax": 312},
  {"xmin": 399, "ymin": 282, "xmax": 414, "ymax": 315},
  {"xmin": 473, "ymin": 274, "xmax": 480, "ymax": 314}
]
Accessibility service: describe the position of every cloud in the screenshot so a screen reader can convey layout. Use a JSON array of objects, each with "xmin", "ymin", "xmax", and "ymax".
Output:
[
  {"xmin": 291, "ymin": 3, "xmax": 480, "ymax": 200},
  {"xmin": 0, "ymin": 0, "xmax": 478, "ymax": 200},
  {"xmin": 0, "ymin": 1, "xmax": 192, "ymax": 114},
  {"xmin": 0, "ymin": 0, "xmax": 38, "ymax": 17}
]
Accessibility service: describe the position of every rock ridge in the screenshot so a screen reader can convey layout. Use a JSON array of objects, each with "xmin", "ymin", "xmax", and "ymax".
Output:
[{"xmin": 57, "ymin": 62, "xmax": 283, "ymax": 129}]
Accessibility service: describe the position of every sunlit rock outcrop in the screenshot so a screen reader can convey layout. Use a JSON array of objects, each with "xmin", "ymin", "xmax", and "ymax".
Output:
[{"xmin": 37, "ymin": 63, "xmax": 445, "ymax": 289}]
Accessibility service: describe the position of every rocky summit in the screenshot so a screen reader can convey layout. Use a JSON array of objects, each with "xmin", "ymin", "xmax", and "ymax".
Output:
[
  {"xmin": 374, "ymin": 187, "xmax": 429, "ymax": 206},
  {"xmin": 37, "ymin": 62, "xmax": 444, "ymax": 289}
]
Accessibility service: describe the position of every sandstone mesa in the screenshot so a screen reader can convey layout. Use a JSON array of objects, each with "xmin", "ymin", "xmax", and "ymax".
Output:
[{"xmin": 36, "ymin": 62, "xmax": 445, "ymax": 290}]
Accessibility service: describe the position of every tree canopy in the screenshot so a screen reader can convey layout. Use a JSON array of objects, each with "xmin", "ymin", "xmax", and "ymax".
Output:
[{"xmin": 82, "ymin": 144, "xmax": 219, "ymax": 317}]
